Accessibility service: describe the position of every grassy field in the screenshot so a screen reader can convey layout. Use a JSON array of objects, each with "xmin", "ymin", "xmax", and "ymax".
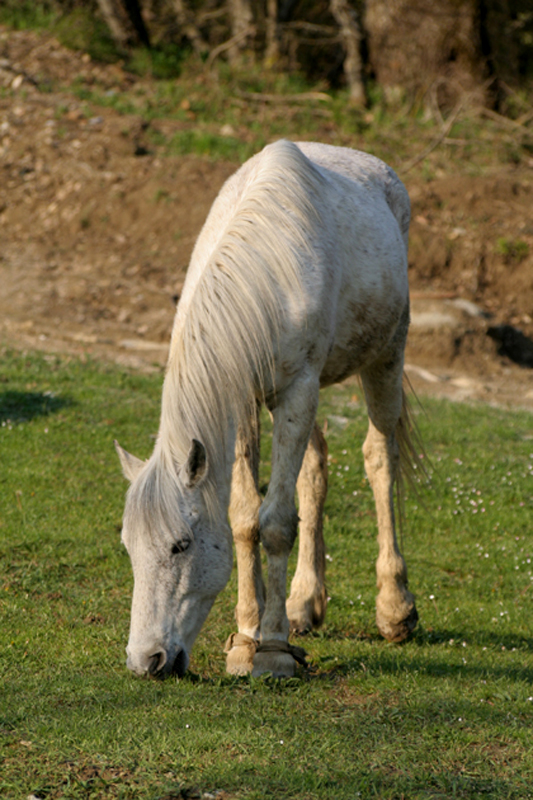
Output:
[{"xmin": 1, "ymin": 347, "xmax": 533, "ymax": 799}]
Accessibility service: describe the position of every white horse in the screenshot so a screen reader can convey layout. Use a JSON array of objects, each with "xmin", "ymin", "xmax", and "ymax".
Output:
[{"xmin": 115, "ymin": 140, "xmax": 421, "ymax": 679}]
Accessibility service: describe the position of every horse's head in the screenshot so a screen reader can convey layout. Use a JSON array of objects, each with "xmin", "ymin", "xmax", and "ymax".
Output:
[{"xmin": 115, "ymin": 439, "xmax": 233, "ymax": 679}]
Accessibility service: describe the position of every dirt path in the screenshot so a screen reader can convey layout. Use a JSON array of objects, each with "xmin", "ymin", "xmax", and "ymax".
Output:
[{"xmin": 1, "ymin": 27, "xmax": 533, "ymax": 410}]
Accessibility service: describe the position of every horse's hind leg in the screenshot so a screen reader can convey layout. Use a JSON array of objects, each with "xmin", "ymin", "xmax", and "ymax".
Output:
[
  {"xmin": 361, "ymin": 357, "xmax": 418, "ymax": 643},
  {"xmin": 286, "ymin": 423, "xmax": 328, "ymax": 634},
  {"xmin": 226, "ymin": 413, "xmax": 265, "ymax": 675}
]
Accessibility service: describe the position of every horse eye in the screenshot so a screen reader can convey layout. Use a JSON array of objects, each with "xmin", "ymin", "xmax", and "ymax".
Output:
[{"xmin": 171, "ymin": 537, "xmax": 191, "ymax": 555}]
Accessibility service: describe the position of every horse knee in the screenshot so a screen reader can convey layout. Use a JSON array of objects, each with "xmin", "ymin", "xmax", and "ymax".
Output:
[{"xmin": 259, "ymin": 502, "xmax": 298, "ymax": 556}]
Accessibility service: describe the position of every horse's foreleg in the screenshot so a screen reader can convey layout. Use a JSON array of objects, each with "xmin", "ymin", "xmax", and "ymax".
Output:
[
  {"xmin": 361, "ymin": 360, "xmax": 418, "ymax": 643},
  {"xmin": 253, "ymin": 370, "xmax": 319, "ymax": 677},
  {"xmin": 227, "ymin": 418, "xmax": 265, "ymax": 675},
  {"xmin": 286, "ymin": 423, "xmax": 328, "ymax": 634}
]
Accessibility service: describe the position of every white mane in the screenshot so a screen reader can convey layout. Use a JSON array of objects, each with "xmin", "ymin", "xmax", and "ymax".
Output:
[{"xmin": 154, "ymin": 140, "xmax": 328, "ymax": 515}]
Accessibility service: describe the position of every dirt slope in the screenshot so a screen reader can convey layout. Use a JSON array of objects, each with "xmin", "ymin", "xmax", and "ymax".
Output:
[{"xmin": 1, "ymin": 27, "xmax": 533, "ymax": 409}]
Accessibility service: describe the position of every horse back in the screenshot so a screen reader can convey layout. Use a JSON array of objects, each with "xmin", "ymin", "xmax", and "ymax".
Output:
[{"xmin": 171, "ymin": 140, "xmax": 411, "ymax": 393}]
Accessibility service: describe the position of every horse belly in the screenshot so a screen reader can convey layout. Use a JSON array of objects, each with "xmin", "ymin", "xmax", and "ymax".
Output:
[
  {"xmin": 319, "ymin": 285, "xmax": 408, "ymax": 387},
  {"xmin": 317, "ymin": 190, "xmax": 409, "ymax": 387}
]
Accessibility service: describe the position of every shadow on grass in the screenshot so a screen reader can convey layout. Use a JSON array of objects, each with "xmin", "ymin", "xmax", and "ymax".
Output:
[
  {"xmin": 0, "ymin": 390, "xmax": 73, "ymax": 423},
  {"xmin": 301, "ymin": 624, "xmax": 533, "ymax": 652},
  {"xmin": 413, "ymin": 625, "xmax": 533, "ymax": 651},
  {"xmin": 328, "ymin": 651, "xmax": 533, "ymax": 684},
  {"xmin": 351, "ymin": 765, "xmax": 528, "ymax": 800},
  {"xmin": 293, "ymin": 625, "xmax": 533, "ymax": 684}
]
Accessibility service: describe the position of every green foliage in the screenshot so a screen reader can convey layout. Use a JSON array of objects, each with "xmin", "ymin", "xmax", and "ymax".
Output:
[
  {"xmin": 2, "ymin": 348, "xmax": 533, "ymax": 799},
  {"xmin": 1, "ymin": 2, "xmax": 533, "ymax": 170},
  {"xmin": 54, "ymin": 7, "xmax": 119, "ymax": 63},
  {"xmin": 127, "ymin": 43, "xmax": 190, "ymax": 79},
  {"xmin": 0, "ymin": 1, "xmax": 57, "ymax": 30},
  {"xmin": 71, "ymin": 83, "xmax": 139, "ymax": 115},
  {"xmin": 160, "ymin": 128, "xmax": 260, "ymax": 162},
  {"xmin": 56, "ymin": 54, "xmax": 532, "ymax": 171},
  {"xmin": 0, "ymin": 3, "xmax": 119, "ymax": 63},
  {"xmin": 496, "ymin": 237, "xmax": 530, "ymax": 263}
]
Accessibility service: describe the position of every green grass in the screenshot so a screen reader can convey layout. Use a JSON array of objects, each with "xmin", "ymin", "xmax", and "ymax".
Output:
[
  {"xmin": 0, "ymin": 1, "xmax": 57, "ymax": 31},
  {"xmin": 496, "ymin": 237, "xmax": 530, "ymax": 263},
  {"xmin": 1, "ymin": 347, "xmax": 533, "ymax": 799},
  {"xmin": 61, "ymin": 62, "xmax": 533, "ymax": 173}
]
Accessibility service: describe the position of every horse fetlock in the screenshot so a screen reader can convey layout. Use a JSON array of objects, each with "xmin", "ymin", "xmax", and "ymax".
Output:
[
  {"xmin": 225, "ymin": 633, "xmax": 257, "ymax": 676},
  {"xmin": 235, "ymin": 603, "xmax": 262, "ymax": 634},
  {"xmin": 376, "ymin": 553, "xmax": 408, "ymax": 588},
  {"xmin": 376, "ymin": 584, "xmax": 418, "ymax": 643}
]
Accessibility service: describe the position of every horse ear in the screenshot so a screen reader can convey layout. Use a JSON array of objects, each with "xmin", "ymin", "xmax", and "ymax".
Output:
[
  {"xmin": 181, "ymin": 438, "xmax": 208, "ymax": 488},
  {"xmin": 114, "ymin": 440, "xmax": 145, "ymax": 482}
]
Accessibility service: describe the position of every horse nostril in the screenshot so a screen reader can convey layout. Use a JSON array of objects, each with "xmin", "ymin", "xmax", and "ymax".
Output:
[
  {"xmin": 147, "ymin": 650, "xmax": 167, "ymax": 676},
  {"xmin": 171, "ymin": 647, "xmax": 188, "ymax": 678}
]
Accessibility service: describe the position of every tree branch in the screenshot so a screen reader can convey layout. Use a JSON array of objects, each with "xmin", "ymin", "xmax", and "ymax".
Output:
[
  {"xmin": 401, "ymin": 99, "xmax": 464, "ymax": 173},
  {"xmin": 205, "ymin": 25, "xmax": 256, "ymax": 71}
]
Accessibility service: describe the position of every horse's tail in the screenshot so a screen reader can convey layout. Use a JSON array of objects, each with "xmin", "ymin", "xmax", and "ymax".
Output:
[{"xmin": 395, "ymin": 378, "xmax": 430, "ymax": 532}]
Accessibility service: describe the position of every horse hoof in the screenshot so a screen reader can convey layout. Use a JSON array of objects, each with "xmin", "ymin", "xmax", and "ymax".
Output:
[
  {"xmin": 224, "ymin": 633, "xmax": 256, "ymax": 675},
  {"xmin": 287, "ymin": 589, "xmax": 327, "ymax": 635},
  {"xmin": 252, "ymin": 650, "xmax": 296, "ymax": 678},
  {"xmin": 287, "ymin": 601, "xmax": 312, "ymax": 635},
  {"xmin": 251, "ymin": 639, "xmax": 307, "ymax": 677},
  {"xmin": 377, "ymin": 604, "xmax": 418, "ymax": 643},
  {"xmin": 289, "ymin": 618, "xmax": 312, "ymax": 636}
]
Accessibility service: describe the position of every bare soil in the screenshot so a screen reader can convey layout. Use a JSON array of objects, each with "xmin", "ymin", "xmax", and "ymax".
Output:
[{"xmin": 1, "ymin": 27, "xmax": 533, "ymax": 409}]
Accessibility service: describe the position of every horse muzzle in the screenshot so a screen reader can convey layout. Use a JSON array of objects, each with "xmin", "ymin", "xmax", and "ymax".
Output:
[{"xmin": 126, "ymin": 645, "xmax": 189, "ymax": 679}]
